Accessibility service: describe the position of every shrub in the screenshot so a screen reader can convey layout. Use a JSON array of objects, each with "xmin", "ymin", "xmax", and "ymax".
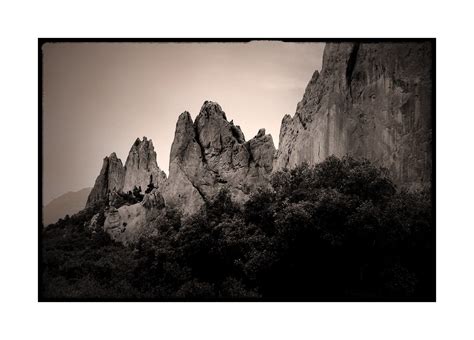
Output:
[{"xmin": 41, "ymin": 156, "xmax": 433, "ymax": 301}]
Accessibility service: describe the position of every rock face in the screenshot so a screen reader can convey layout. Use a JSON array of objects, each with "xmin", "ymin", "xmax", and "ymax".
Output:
[
  {"xmin": 275, "ymin": 42, "xmax": 433, "ymax": 188},
  {"xmin": 103, "ymin": 188, "xmax": 165, "ymax": 244},
  {"xmin": 85, "ymin": 41, "xmax": 433, "ymax": 236},
  {"xmin": 123, "ymin": 137, "xmax": 167, "ymax": 193},
  {"xmin": 162, "ymin": 101, "xmax": 276, "ymax": 215},
  {"xmin": 86, "ymin": 138, "xmax": 167, "ymax": 207},
  {"xmin": 86, "ymin": 153, "xmax": 125, "ymax": 207}
]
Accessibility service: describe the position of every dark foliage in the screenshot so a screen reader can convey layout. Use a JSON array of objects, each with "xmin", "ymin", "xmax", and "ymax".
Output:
[
  {"xmin": 133, "ymin": 186, "xmax": 144, "ymax": 201},
  {"xmin": 145, "ymin": 175, "xmax": 155, "ymax": 194},
  {"xmin": 40, "ymin": 156, "xmax": 434, "ymax": 301}
]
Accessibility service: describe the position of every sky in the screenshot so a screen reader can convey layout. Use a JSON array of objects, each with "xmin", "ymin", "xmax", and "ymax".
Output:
[{"xmin": 42, "ymin": 41, "xmax": 325, "ymax": 204}]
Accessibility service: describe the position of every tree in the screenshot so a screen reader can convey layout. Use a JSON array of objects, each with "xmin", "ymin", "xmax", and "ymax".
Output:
[
  {"xmin": 41, "ymin": 156, "xmax": 433, "ymax": 301},
  {"xmin": 145, "ymin": 174, "xmax": 155, "ymax": 194},
  {"xmin": 132, "ymin": 186, "xmax": 144, "ymax": 201}
]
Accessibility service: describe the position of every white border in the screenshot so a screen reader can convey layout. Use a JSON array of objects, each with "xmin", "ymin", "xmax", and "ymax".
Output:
[{"xmin": 1, "ymin": 1, "xmax": 473, "ymax": 339}]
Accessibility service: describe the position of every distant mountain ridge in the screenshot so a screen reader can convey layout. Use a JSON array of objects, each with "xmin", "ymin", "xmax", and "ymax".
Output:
[{"xmin": 43, "ymin": 188, "xmax": 91, "ymax": 226}]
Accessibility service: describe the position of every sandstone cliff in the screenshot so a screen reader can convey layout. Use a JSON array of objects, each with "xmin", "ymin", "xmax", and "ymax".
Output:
[
  {"xmin": 274, "ymin": 42, "xmax": 433, "ymax": 188},
  {"xmin": 162, "ymin": 101, "xmax": 276, "ymax": 215}
]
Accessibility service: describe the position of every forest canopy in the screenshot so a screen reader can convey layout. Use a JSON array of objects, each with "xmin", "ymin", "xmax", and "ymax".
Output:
[{"xmin": 40, "ymin": 156, "xmax": 434, "ymax": 301}]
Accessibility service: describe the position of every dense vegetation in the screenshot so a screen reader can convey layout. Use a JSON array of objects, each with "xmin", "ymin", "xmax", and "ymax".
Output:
[{"xmin": 40, "ymin": 156, "xmax": 434, "ymax": 301}]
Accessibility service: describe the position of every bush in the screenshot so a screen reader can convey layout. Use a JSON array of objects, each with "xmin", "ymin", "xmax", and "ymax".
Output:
[{"xmin": 41, "ymin": 156, "xmax": 433, "ymax": 301}]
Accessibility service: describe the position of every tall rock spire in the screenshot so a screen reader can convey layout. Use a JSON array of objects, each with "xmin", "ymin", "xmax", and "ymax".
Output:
[
  {"xmin": 163, "ymin": 101, "xmax": 276, "ymax": 215},
  {"xmin": 123, "ymin": 137, "xmax": 167, "ymax": 193},
  {"xmin": 86, "ymin": 137, "xmax": 167, "ymax": 208},
  {"xmin": 86, "ymin": 152, "xmax": 125, "ymax": 207}
]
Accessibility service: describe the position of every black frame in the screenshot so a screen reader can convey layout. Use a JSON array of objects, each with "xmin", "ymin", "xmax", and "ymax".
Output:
[{"xmin": 38, "ymin": 38, "xmax": 436, "ymax": 302}]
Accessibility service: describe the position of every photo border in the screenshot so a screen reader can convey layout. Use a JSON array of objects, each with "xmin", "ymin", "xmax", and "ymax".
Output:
[{"xmin": 38, "ymin": 38, "xmax": 436, "ymax": 302}]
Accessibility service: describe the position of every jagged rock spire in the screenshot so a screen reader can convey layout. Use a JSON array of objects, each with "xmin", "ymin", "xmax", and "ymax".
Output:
[
  {"xmin": 86, "ymin": 152, "xmax": 125, "ymax": 207},
  {"xmin": 123, "ymin": 136, "xmax": 166, "ymax": 193},
  {"xmin": 86, "ymin": 137, "xmax": 167, "ymax": 207},
  {"xmin": 163, "ymin": 100, "xmax": 276, "ymax": 215}
]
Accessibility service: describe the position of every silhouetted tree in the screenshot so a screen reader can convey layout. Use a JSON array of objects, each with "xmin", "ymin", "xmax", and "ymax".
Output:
[
  {"xmin": 132, "ymin": 186, "xmax": 144, "ymax": 201},
  {"xmin": 145, "ymin": 174, "xmax": 155, "ymax": 194}
]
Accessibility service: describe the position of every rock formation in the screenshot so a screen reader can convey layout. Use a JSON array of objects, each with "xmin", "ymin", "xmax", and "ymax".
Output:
[
  {"xmin": 84, "ymin": 41, "xmax": 433, "ymax": 241},
  {"xmin": 103, "ymin": 188, "xmax": 165, "ymax": 244},
  {"xmin": 86, "ymin": 152, "xmax": 125, "ymax": 207},
  {"xmin": 123, "ymin": 137, "xmax": 167, "ymax": 193},
  {"xmin": 86, "ymin": 138, "xmax": 166, "ymax": 207},
  {"xmin": 162, "ymin": 101, "xmax": 276, "ymax": 215},
  {"xmin": 274, "ymin": 42, "xmax": 433, "ymax": 189}
]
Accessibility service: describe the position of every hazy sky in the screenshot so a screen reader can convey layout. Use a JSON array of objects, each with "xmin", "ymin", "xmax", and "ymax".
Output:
[{"xmin": 42, "ymin": 41, "xmax": 324, "ymax": 204}]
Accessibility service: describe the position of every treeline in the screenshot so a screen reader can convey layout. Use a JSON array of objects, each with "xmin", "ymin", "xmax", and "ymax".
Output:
[{"xmin": 40, "ymin": 156, "xmax": 434, "ymax": 301}]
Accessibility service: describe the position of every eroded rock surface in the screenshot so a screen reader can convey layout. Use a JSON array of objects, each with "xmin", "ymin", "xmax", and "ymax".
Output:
[
  {"xmin": 86, "ymin": 41, "xmax": 433, "ymax": 237},
  {"xmin": 275, "ymin": 42, "xmax": 433, "ymax": 188},
  {"xmin": 123, "ymin": 137, "xmax": 167, "ymax": 193},
  {"xmin": 103, "ymin": 188, "xmax": 165, "ymax": 244},
  {"xmin": 86, "ymin": 138, "xmax": 167, "ymax": 208},
  {"xmin": 162, "ymin": 101, "xmax": 276, "ymax": 215},
  {"xmin": 86, "ymin": 153, "xmax": 125, "ymax": 207}
]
